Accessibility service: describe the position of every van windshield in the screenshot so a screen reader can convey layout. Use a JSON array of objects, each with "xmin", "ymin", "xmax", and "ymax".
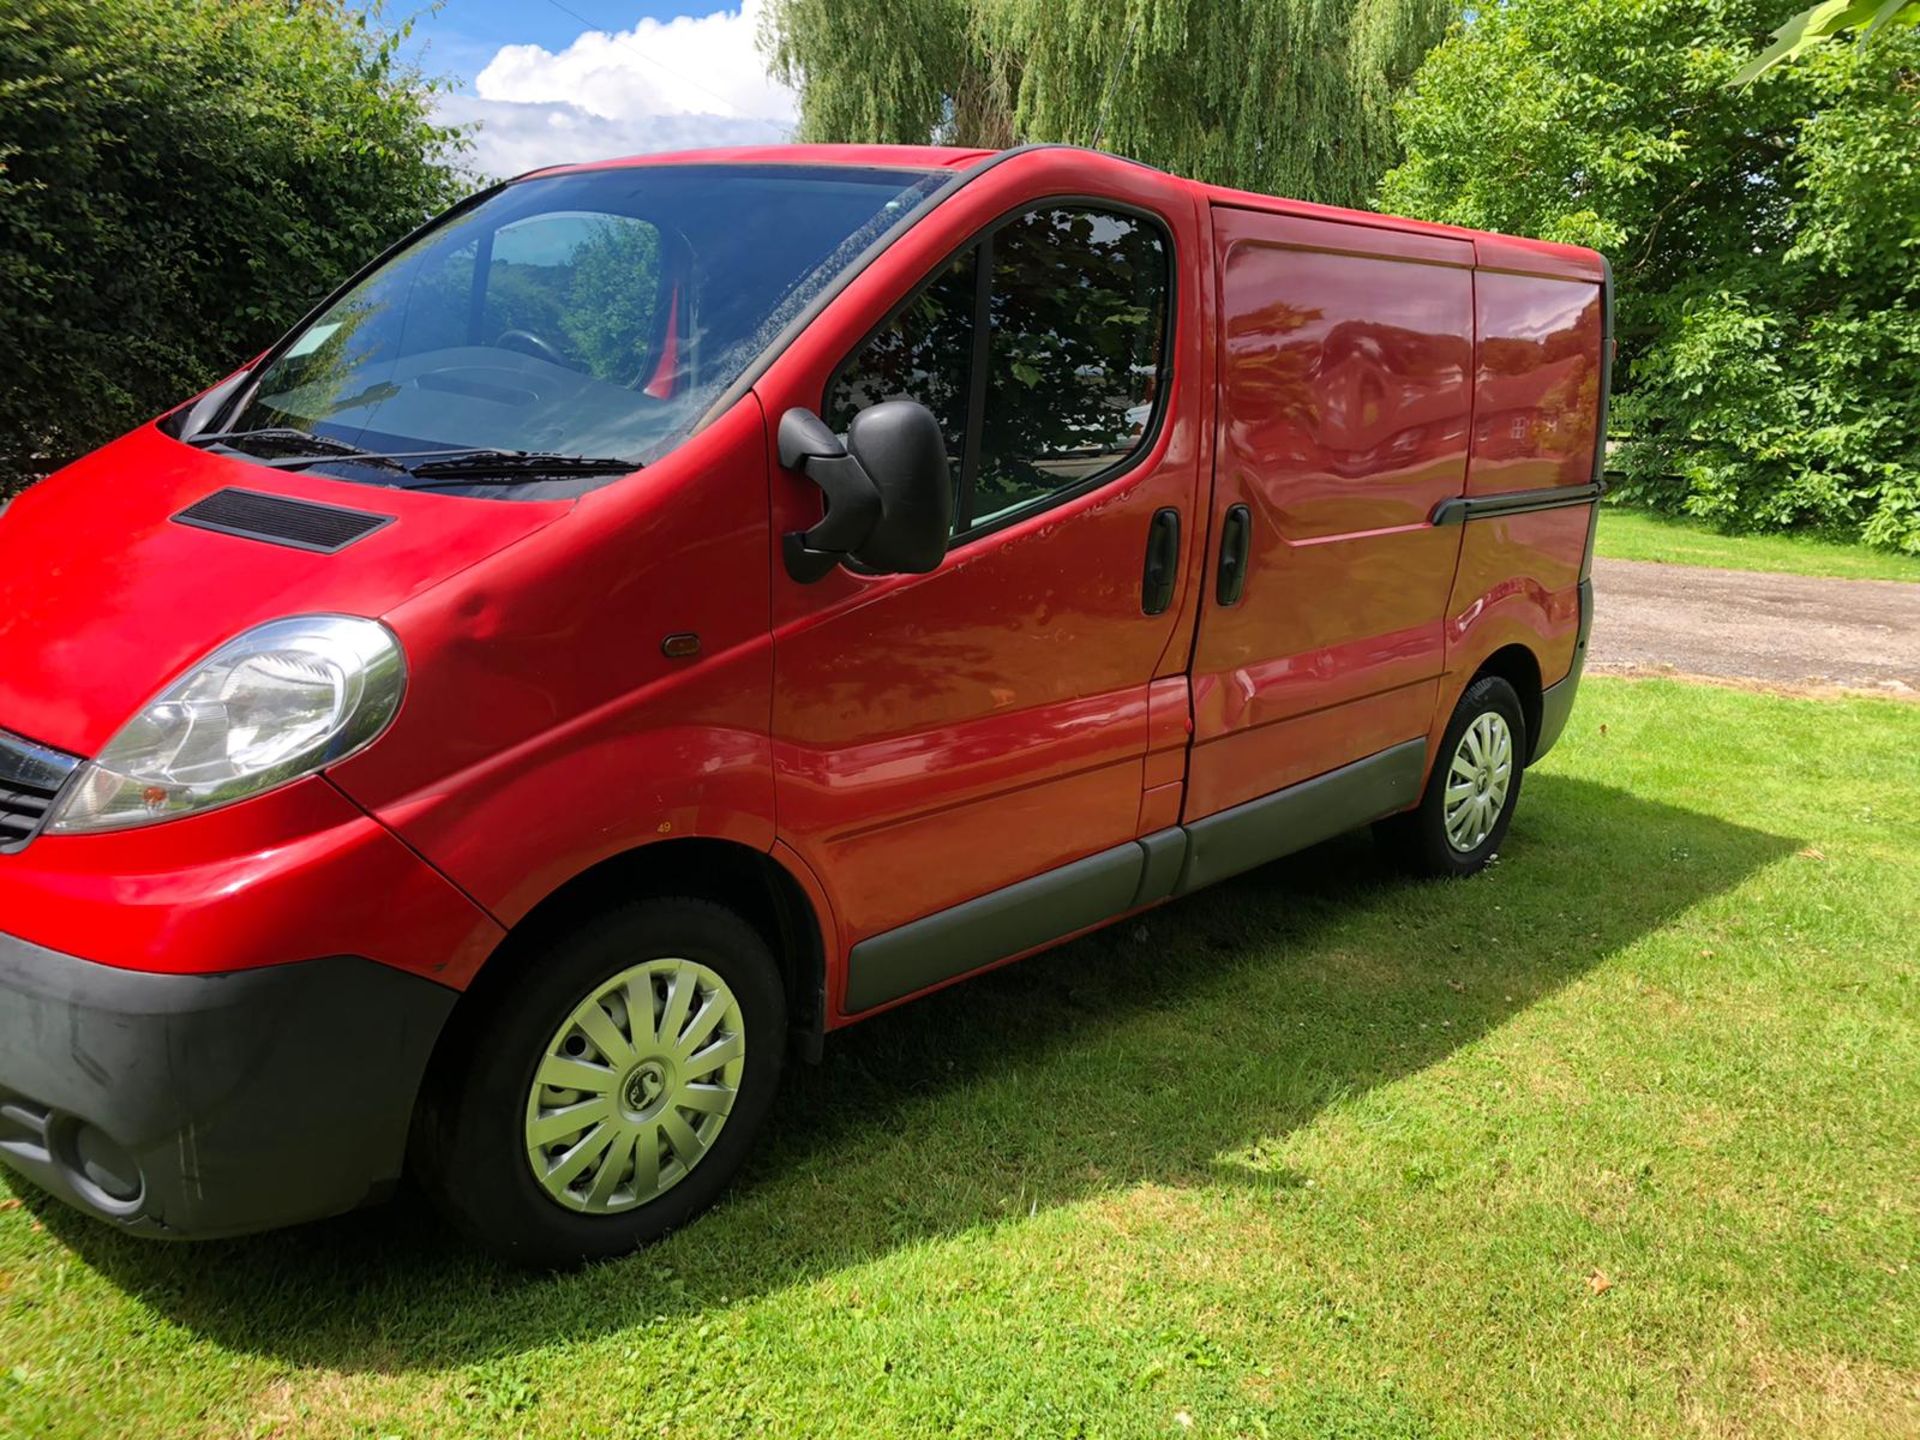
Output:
[{"xmin": 214, "ymin": 164, "xmax": 946, "ymax": 497}]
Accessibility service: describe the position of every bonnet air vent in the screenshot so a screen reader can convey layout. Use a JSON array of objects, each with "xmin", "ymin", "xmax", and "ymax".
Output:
[{"xmin": 172, "ymin": 489, "xmax": 394, "ymax": 554}]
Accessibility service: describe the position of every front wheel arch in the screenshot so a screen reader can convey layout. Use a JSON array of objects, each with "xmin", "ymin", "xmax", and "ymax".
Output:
[
  {"xmin": 452, "ymin": 836, "xmax": 825, "ymax": 1055},
  {"xmin": 406, "ymin": 839, "xmax": 825, "ymax": 1208}
]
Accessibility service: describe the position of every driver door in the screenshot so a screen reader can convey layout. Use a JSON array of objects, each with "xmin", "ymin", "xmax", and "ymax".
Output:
[{"xmin": 755, "ymin": 152, "xmax": 1208, "ymax": 1020}]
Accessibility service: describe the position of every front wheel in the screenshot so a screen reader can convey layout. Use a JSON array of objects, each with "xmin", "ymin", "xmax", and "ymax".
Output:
[
  {"xmin": 1375, "ymin": 674, "xmax": 1527, "ymax": 878},
  {"xmin": 414, "ymin": 897, "xmax": 785, "ymax": 1266}
]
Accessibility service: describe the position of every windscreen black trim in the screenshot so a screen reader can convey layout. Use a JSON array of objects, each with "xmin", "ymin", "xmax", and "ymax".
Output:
[
  {"xmin": 182, "ymin": 145, "xmax": 1126, "ymax": 475},
  {"xmin": 197, "ymin": 163, "xmax": 953, "ymax": 463}
]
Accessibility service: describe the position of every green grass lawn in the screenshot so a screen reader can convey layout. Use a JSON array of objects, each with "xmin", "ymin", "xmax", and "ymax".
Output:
[
  {"xmin": 1595, "ymin": 505, "xmax": 1920, "ymax": 582},
  {"xmin": 3, "ymin": 678, "xmax": 1917, "ymax": 1439}
]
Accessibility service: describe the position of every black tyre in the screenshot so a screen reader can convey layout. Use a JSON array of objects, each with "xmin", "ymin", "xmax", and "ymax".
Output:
[
  {"xmin": 414, "ymin": 897, "xmax": 785, "ymax": 1267},
  {"xmin": 1375, "ymin": 674, "xmax": 1527, "ymax": 878}
]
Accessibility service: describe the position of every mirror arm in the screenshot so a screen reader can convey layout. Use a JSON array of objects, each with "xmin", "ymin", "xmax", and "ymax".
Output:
[{"xmin": 779, "ymin": 408, "xmax": 881, "ymax": 583}]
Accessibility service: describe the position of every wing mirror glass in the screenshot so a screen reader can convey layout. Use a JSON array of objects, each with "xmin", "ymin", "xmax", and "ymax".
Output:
[{"xmin": 780, "ymin": 403, "xmax": 952, "ymax": 583}]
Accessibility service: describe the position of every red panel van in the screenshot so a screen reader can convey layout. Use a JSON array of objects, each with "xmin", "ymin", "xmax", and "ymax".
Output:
[{"xmin": 0, "ymin": 145, "xmax": 1608, "ymax": 1263}]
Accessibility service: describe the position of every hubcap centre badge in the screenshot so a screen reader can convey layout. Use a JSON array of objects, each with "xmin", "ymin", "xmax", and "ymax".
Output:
[{"xmin": 624, "ymin": 1061, "xmax": 667, "ymax": 1113}]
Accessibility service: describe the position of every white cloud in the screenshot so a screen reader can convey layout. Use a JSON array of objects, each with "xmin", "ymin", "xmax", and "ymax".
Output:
[
  {"xmin": 441, "ymin": 0, "xmax": 798, "ymax": 179},
  {"xmin": 476, "ymin": 0, "xmax": 793, "ymax": 124},
  {"xmin": 436, "ymin": 93, "xmax": 790, "ymax": 180}
]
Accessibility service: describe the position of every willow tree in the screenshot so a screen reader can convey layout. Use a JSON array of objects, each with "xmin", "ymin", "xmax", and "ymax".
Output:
[{"xmin": 760, "ymin": 0, "xmax": 1454, "ymax": 207}]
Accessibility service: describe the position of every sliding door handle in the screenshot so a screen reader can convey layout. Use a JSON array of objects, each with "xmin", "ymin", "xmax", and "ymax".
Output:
[{"xmin": 1216, "ymin": 504, "xmax": 1251, "ymax": 605}]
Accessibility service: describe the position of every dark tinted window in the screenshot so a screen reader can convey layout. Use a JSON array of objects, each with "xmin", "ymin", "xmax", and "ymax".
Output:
[
  {"xmin": 827, "ymin": 203, "xmax": 1169, "ymax": 537},
  {"xmin": 825, "ymin": 249, "xmax": 976, "ymax": 507},
  {"xmin": 974, "ymin": 208, "xmax": 1168, "ymax": 527}
]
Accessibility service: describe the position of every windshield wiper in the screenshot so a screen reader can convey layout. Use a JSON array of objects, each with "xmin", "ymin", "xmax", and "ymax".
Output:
[
  {"xmin": 188, "ymin": 429, "xmax": 638, "ymax": 486},
  {"xmin": 186, "ymin": 426, "xmax": 413, "ymax": 474},
  {"xmin": 398, "ymin": 451, "xmax": 639, "ymax": 487}
]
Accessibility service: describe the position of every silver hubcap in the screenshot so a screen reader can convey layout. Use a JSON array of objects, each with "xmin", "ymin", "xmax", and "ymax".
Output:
[
  {"xmin": 524, "ymin": 958, "xmax": 746, "ymax": 1214},
  {"xmin": 1444, "ymin": 711, "xmax": 1514, "ymax": 853}
]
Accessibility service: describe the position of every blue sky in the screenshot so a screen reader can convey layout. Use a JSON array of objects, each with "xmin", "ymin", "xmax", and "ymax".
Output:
[
  {"xmin": 402, "ymin": 1, "xmax": 693, "ymax": 85},
  {"xmin": 396, "ymin": 0, "xmax": 797, "ymax": 178}
]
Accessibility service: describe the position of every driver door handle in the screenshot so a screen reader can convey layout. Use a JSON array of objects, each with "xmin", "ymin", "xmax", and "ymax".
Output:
[{"xmin": 1142, "ymin": 508, "xmax": 1181, "ymax": 616}]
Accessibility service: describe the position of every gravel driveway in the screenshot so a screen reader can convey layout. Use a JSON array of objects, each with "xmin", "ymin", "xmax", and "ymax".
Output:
[{"xmin": 1588, "ymin": 557, "xmax": 1920, "ymax": 697}]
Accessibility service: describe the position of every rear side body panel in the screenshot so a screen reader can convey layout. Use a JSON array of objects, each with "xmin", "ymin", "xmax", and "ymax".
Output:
[{"xmin": 1436, "ymin": 242, "xmax": 1610, "ymax": 758}]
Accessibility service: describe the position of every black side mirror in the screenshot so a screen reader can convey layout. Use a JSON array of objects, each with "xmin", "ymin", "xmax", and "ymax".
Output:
[{"xmin": 780, "ymin": 402, "xmax": 952, "ymax": 583}]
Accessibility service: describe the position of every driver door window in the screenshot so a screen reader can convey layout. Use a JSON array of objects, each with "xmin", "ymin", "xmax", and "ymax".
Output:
[{"xmin": 826, "ymin": 203, "xmax": 1169, "ymax": 540}]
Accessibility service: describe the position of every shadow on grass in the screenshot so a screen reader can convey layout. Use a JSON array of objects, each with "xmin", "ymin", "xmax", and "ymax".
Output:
[{"xmin": 27, "ymin": 774, "xmax": 1797, "ymax": 1372}]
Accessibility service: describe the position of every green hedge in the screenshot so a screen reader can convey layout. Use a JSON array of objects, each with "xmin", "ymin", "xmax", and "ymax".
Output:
[
  {"xmin": 1381, "ymin": 0, "xmax": 1920, "ymax": 553},
  {"xmin": 0, "ymin": 0, "xmax": 467, "ymax": 497}
]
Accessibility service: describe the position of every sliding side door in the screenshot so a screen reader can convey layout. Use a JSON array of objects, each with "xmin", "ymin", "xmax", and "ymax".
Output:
[{"xmin": 1185, "ymin": 207, "xmax": 1474, "ymax": 837}]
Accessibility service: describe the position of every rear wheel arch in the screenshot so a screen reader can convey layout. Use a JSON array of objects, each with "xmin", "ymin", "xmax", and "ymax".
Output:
[
  {"xmin": 1380, "ymin": 671, "xmax": 1528, "ymax": 878},
  {"xmin": 1469, "ymin": 644, "xmax": 1543, "ymax": 764}
]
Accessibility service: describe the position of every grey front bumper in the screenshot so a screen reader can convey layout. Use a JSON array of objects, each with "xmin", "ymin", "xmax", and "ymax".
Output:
[{"xmin": 0, "ymin": 933, "xmax": 455, "ymax": 1239}]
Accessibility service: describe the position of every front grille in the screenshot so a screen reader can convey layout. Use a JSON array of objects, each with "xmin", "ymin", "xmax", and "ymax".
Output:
[{"xmin": 0, "ymin": 727, "xmax": 81, "ymax": 853}]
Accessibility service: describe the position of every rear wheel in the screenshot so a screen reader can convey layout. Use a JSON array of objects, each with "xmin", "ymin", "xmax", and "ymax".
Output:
[
  {"xmin": 1375, "ymin": 674, "xmax": 1527, "ymax": 878},
  {"xmin": 415, "ymin": 897, "xmax": 785, "ymax": 1267}
]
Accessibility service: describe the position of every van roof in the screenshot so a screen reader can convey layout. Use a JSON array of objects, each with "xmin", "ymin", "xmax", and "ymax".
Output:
[
  {"xmin": 519, "ymin": 144, "xmax": 996, "ymax": 180},
  {"xmin": 1198, "ymin": 179, "xmax": 1607, "ymax": 284},
  {"xmin": 525, "ymin": 143, "xmax": 1607, "ymax": 284}
]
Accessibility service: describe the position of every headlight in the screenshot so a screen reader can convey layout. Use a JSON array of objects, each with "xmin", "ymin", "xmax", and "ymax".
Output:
[{"xmin": 48, "ymin": 615, "xmax": 405, "ymax": 835}]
